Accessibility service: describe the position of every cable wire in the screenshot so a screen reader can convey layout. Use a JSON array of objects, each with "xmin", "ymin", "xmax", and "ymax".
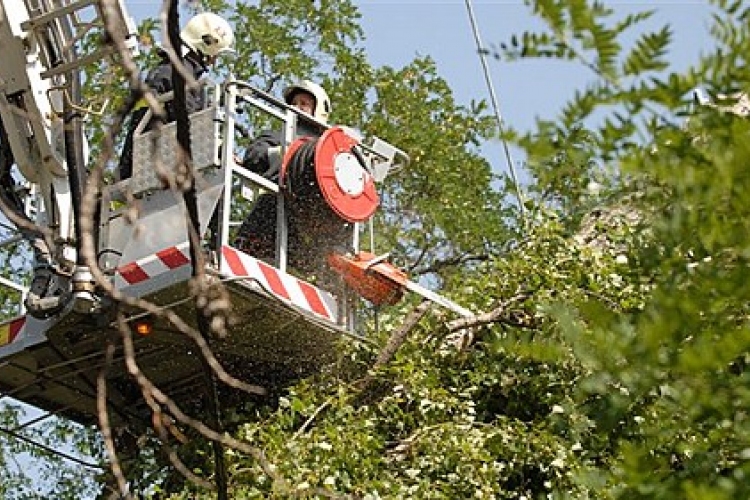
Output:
[
  {"xmin": 0, "ymin": 424, "xmax": 105, "ymax": 469},
  {"xmin": 463, "ymin": 0, "xmax": 526, "ymax": 224}
]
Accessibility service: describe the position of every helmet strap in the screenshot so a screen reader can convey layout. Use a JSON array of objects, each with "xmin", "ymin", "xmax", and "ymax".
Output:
[{"xmin": 185, "ymin": 48, "xmax": 211, "ymax": 70}]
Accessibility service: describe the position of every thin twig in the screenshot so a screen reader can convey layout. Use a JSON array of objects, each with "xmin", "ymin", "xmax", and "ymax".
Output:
[{"xmin": 293, "ymin": 399, "xmax": 332, "ymax": 439}]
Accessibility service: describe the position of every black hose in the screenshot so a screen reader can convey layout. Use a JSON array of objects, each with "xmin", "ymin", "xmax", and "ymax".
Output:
[
  {"xmin": 0, "ymin": 117, "xmax": 25, "ymax": 215},
  {"xmin": 283, "ymin": 138, "xmax": 318, "ymax": 197},
  {"xmin": 63, "ymin": 85, "xmax": 88, "ymax": 265},
  {"xmin": 281, "ymin": 139, "xmax": 354, "ymax": 278},
  {"xmin": 56, "ymin": 5, "xmax": 90, "ymax": 265}
]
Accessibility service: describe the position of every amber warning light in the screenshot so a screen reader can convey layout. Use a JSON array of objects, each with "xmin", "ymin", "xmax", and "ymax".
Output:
[{"xmin": 133, "ymin": 320, "xmax": 153, "ymax": 336}]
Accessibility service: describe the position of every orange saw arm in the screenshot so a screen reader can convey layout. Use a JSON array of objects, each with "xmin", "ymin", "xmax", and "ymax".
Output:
[{"xmin": 328, "ymin": 252, "xmax": 474, "ymax": 318}]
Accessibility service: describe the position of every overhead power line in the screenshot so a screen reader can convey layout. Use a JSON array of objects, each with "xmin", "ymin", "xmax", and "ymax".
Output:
[{"xmin": 463, "ymin": 0, "xmax": 526, "ymax": 223}]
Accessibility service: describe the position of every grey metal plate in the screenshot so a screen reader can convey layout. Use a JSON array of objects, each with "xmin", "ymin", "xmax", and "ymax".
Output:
[
  {"xmin": 131, "ymin": 106, "xmax": 220, "ymax": 196},
  {"xmin": 0, "ymin": 276, "xmax": 352, "ymax": 429}
]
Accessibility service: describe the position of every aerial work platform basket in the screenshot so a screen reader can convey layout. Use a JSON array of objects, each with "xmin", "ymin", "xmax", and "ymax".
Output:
[
  {"xmin": 0, "ymin": 78, "xmax": 416, "ymax": 430},
  {"xmin": 0, "ymin": 248, "xmax": 345, "ymax": 427}
]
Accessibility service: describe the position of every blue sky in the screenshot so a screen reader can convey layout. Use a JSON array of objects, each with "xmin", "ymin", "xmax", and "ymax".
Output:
[
  {"xmin": 124, "ymin": 1, "xmax": 717, "ymax": 131},
  {"xmin": 360, "ymin": 1, "xmax": 714, "ymax": 130},
  {"xmin": 357, "ymin": 1, "xmax": 716, "ymax": 182},
  {"xmin": 124, "ymin": 1, "xmax": 718, "ymax": 179}
]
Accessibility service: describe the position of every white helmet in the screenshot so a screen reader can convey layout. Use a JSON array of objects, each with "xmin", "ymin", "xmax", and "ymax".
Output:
[
  {"xmin": 283, "ymin": 80, "xmax": 331, "ymax": 124},
  {"xmin": 180, "ymin": 13, "xmax": 235, "ymax": 59}
]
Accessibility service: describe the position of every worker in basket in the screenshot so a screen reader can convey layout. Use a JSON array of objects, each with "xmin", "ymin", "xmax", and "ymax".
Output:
[
  {"xmin": 118, "ymin": 12, "xmax": 235, "ymax": 180},
  {"xmin": 234, "ymin": 80, "xmax": 352, "ymax": 279}
]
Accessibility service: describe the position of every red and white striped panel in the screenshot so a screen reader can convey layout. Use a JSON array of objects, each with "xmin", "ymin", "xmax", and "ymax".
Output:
[
  {"xmin": 220, "ymin": 246, "xmax": 338, "ymax": 323},
  {"xmin": 114, "ymin": 243, "xmax": 193, "ymax": 295},
  {"xmin": 0, "ymin": 315, "xmax": 43, "ymax": 359},
  {"xmin": 0, "ymin": 316, "xmax": 26, "ymax": 348}
]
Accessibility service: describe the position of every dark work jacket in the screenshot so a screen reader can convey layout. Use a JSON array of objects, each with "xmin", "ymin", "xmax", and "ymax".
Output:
[
  {"xmin": 118, "ymin": 50, "xmax": 208, "ymax": 180},
  {"xmin": 144, "ymin": 50, "xmax": 208, "ymax": 123},
  {"xmin": 242, "ymin": 120, "xmax": 323, "ymax": 184}
]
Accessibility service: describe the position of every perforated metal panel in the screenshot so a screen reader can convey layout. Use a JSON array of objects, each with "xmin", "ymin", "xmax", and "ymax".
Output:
[{"xmin": 131, "ymin": 106, "xmax": 220, "ymax": 196}]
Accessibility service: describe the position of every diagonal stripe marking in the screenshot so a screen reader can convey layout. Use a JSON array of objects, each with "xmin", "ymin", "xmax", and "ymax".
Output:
[
  {"xmin": 222, "ymin": 246, "xmax": 248, "ymax": 276},
  {"xmin": 119, "ymin": 262, "xmax": 149, "ymax": 284},
  {"xmin": 257, "ymin": 261, "xmax": 290, "ymax": 300},
  {"xmin": 9, "ymin": 317, "xmax": 25, "ymax": 342},
  {"xmin": 297, "ymin": 280, "xmax": 331, "ymax": 319},
  {"xmin": 158, "ymin": 246, "xmax": 191, "ymax": 269},
  {"xmin": 0, "ymin": 317, "xmax": 26, "ymax": 346}
]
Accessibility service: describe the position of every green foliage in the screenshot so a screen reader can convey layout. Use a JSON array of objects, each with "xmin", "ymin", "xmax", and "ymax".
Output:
[
  {"xmin": 0, "ymin": 403, "xmax": 104, "ymax": 499},
  {"xmin": 621, "ymin": 27, "xmax": 671, "ymax": 77},
  {"xmin": 178, "ymin": 1, "xmax": 750, "ymax": 499},
  {"xmin": 165, "ymin": 318, "xmax": 587, "ymax": 499},
  {"xmin": 230, "ymin": 0, "xmax": 364, "ymax": 90},
  {"xmin": 364, "ymin": 58, "xmax": 507, "ymax": 278},
  {"xmin": 12, "ymin": 0, "xmax": 750, "ymax": 498},
  {"xmin": 492, "ymin": 1, "xmax": 750, "ymax": 499},
  {"xmin": 577, "ymin": 105, "xmax": 750, "ymax": 499}
]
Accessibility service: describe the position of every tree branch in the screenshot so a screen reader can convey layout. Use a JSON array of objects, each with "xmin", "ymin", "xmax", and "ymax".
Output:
[{"xmin": 446, "ymin": 291, "xmax": 530, "ymax": 333}]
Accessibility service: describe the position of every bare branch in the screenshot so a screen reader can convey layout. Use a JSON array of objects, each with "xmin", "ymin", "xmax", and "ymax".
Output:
[
  {"xmin": 118, "ymin": 314, "xmax": 291, "ymax": 495},
  {"xmin": 441, "ymin": 291, "xmax": 532, "ymax": 352},
  {"xmin": 413, "ymin": 252, "xmax": 491, "ymax": 277},
  {"xmin": 97, "ymin": 337, "xmax": 133, "ymax": 499},
  {"xmin": 446, "ymin": 291, "xmax": 530, "ymax": 333},
  {"xmin": 293, "ymin": 399, "xmax": 333, "ymax": 439},
  {"xmin": 354, "ymin": 301, "xmax": 432, "ymax": 406},
  {"xmin": 151, "ymin": 409, "xmax": 215, "ymax": 491},
  {"xmin": 371, "ymin": 300, "xmax": 433, "ymax": 372}
]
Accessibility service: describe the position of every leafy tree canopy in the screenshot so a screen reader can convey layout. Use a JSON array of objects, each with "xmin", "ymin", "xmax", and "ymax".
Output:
[{"xmin": 4, "ymin": 1, "xmax": 750, "ymax": 499}]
